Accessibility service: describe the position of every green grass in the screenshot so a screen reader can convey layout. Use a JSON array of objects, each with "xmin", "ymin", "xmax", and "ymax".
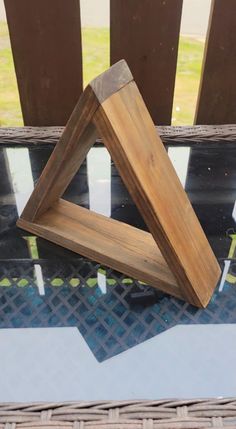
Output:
[
  {"xmin": 173, "ymin": 36, "xmax": 204, "ymax": 125},
  {"xmin": 82, "ymin": 27, "xmax": 109, "ymax": 86},
  {"xmin": 0, "ymin": 22, "xmax": 23, "ymax": 126},
  {"xmin": 0, "ymin": 22, "xmax": 204, "ymax": 126}
]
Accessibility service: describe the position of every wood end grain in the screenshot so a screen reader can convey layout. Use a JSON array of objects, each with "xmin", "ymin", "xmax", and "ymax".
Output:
[{"xmin": 89, "ymin": 59, "xmax": 133, "ymax": 104}]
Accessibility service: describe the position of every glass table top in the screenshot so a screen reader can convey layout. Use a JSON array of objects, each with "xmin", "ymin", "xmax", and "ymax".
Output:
[{"xmin": 0, "ymin": 142, "xmax": 236, "ymax": 363}]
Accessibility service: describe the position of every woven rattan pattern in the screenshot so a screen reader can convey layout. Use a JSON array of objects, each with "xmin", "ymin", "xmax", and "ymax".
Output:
[
  {"xmin": 1, "ymin": 125, "xmax": 236, "ymax": 146},
  {"xmin": 0, "ymin": 399, "xmax": 236, "ymax": 428}
]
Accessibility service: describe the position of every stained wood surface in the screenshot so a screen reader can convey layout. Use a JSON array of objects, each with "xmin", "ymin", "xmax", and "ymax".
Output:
[
  {"xmin": 18, "ymin": 60, "xmax": 221, "ymax": 307},
  {"xmin": 18, "ymin": 199, "xmax": 181, "ymax": 299},
  {"xmin": 195, "ymin": 0, "xmax": 236, "ymax": 124},
  {"xmin": 110, "ymin": 0, "xmax": 183, "ymax": 124},
  {"xmin": 20, "ymin": 60, "xmax": 132, "ymax": 222},
  {"xmin": 90, "ymin": 60, "xmax": 133, "ymax": 103},
  {"xmin": 21, "ymin": 86, "xmax": 99, "ymax": 222},
  {"xmin": 4, "ymin": 0, "xmax": 83, "ymax": 126},
  {"xmin": 94, "ymin": 80, "xmax": 221, "ymax": 307}
]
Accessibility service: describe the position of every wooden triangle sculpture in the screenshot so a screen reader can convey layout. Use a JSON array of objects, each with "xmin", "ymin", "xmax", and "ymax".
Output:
[{"xmin": 17, "ymin": 60, "xmax": 221, "ymax": 307}]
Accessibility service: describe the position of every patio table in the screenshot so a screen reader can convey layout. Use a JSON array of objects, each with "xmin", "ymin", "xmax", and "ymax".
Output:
[{"xmin": 0, "ymin": 127, "xmax": 236, "ymax": 426}]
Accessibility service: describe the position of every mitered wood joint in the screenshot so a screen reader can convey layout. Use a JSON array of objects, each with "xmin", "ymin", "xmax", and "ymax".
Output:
[{"xmin": 17, "ymin": 60, "xmax": 221, "ymax": 307}]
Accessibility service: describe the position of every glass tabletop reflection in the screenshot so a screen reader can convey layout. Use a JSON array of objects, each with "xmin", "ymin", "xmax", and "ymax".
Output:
[{"xmin": 0, "ymin": 142, "xmax": 236, "ymax": 362}]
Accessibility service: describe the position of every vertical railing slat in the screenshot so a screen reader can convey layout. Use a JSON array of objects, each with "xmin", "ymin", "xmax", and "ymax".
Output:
[
  {"xmin": 110, "ymin": 0, "xmax": 183, "ymax": 125},
  {"xmin": 195, "ymin": 0, "xmax": 236, "ymax": 124},
  {"xmin": 4, "ymin": 0, "xmax": 83, "ymax": 126}
]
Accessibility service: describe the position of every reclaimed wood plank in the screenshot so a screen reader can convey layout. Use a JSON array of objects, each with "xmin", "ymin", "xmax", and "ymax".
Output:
[
  {"xmin": 110, "ymin": 0, "xmax": 183, "ymax": 124},
  {"xmin": 4, "ymin": 0, "xmax": 83, "ymax": 126},
  {"xmin": 195, "ymin": 0, "xmax": 236, "ymax": 124},
  {"xmin": 18, "ymin": 60, "xmax": 220, "ymax": 307},
  {"xmin": 18, "ymin": 199, "xmax": 181, "ymax": 298},
  {"xmin": 19, "ymin": 61, "xmax": 133, "ymax": 222},
  {"xmin": 93, "ymin": 78, "xmax": 220, "ymax": 306}
]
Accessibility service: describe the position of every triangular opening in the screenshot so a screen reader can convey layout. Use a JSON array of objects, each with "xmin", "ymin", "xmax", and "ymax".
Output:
[{"xmin": 17, "ymin": 60, "xmax": 220, "ymax": 307}]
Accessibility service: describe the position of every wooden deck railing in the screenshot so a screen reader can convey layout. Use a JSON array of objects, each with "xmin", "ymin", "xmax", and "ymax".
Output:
[{"xmin": 3, "ymin": 0, "xmax": 236, "ymax": 127}]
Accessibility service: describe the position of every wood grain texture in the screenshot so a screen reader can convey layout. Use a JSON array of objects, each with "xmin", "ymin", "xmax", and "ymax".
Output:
[
  {"xmin": 17, "ymin": 199, "xmax": 181, "ymax": 299},
  {"xmin": 90, "ymin": 60, "xmax": 133, "ymax": 103},
  {"xmin": 20, "ymin": 85, "xmax": 99, "ymax": 222},
  {"xmin": 195, "ymin": 0, "xmax": 236, "ymax": 124},
  {"xmin": 93, "ymin": 81, "xmax": 221, "ymax": 307},
  {"xmin": 4, "ymin": 0, "xmax": 82, "ymax": 126},
  {"xmin": 20, "ymin": 60, "xmax": 133, "ymax": 222},
  {"xmin": 110, "ymin": 0, "xmax": 183, "ymax": 124},
  {"xmin": 18, "ymin": 60, "xmax": 220, "ymax": 307}
]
